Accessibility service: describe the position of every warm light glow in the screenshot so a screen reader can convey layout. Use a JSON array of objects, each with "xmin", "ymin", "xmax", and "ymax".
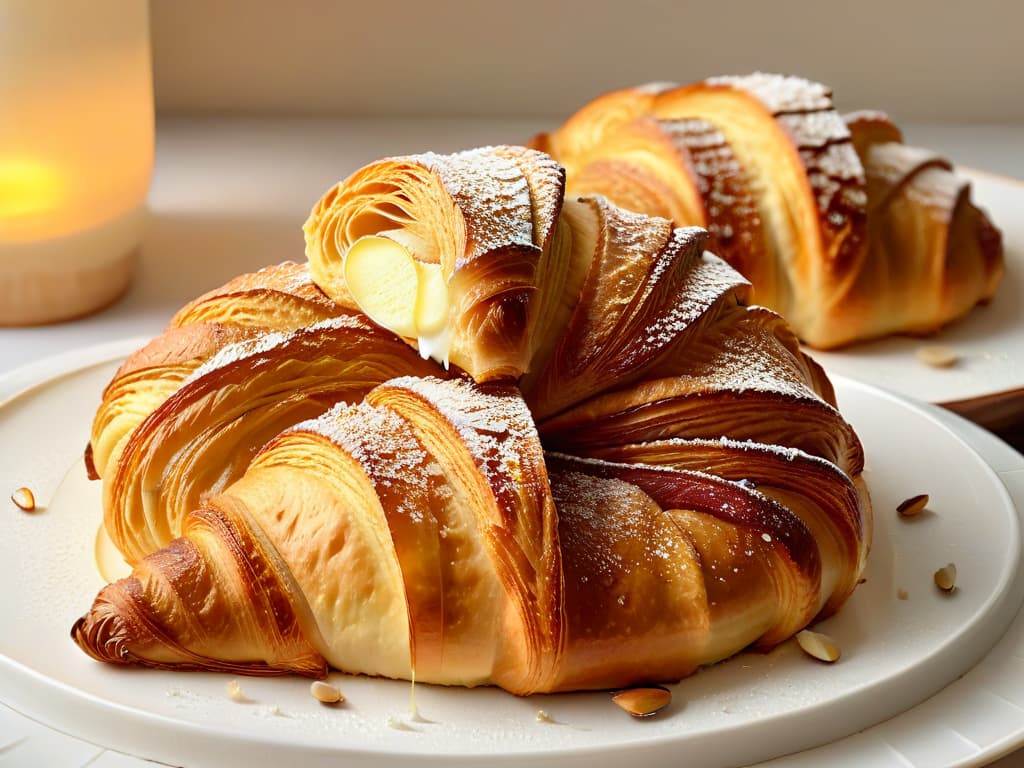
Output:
[
  {"xmin": 0, "ymin": 1, "xmax": 153, "ymax": 326},
  {"xmin": 0, "ymin": 1, "xmax": 152, "ymax": 240},
  {"xmin": 0, "ymin": 158, "xmax": 63, "ymax": 219}
]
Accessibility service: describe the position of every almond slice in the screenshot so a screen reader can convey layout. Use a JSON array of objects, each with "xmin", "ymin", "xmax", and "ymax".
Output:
[
  {"xmin": 897, "ymin": 494, "xmax": 929, "ymax": 517},
  {"xmin": 310, "ymin": 680, "xmax": 344, "ymax": 704},
  {"xmin": 611, "ymin": 687, "xmax": 671, "ymax": 717},
  {"xmin": 934, "ymin": 563, "xmax": 957, "ymax": 592},
  {"xmin": 916, "ymin": 345, "xmax": 958, "ymax": 368},
  {"xmin": 796, "ymin": 629, "xmax": 841, "ymax": 662},
  {"xmin": 225, "ymin": 679, "xmax": 246, "ymax": 702},
  {"xmin": 11, "ymin": 487, "xmax": 35, "ymax": 512}
]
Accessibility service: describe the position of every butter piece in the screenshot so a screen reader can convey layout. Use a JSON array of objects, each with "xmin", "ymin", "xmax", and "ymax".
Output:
[
  {"xmin": 343, "ymin": 233, "xmax": 451, "ymax": 365},
  {"xmin": 343, "ymin": 235, "xmax": 420, "ymax": 338}
]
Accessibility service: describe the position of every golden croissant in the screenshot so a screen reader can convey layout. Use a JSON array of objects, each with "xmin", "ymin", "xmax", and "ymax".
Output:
[
  {"xmin": 74, "ymin": 146, "xmax": 871, "ymax": 695},
  {"xmin": 531, "ymin": 73, "xmax": 1004, "ymax": 349}
]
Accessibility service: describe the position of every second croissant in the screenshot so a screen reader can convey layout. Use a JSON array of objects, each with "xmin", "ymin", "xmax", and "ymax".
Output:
[{"xmin": 532, "ymin": 73, "xmax": 1004, "ymax": 349}]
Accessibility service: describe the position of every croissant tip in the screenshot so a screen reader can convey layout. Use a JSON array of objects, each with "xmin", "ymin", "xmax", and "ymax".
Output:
[
  {"xmin": 84, "ymin": 442, "xmax": 100, "ymax": 481},
  {"xmin": 71, "ymin": 599, "xmax": 136, "ymax": 665},
  {"xmin": 70, "ymin": 615, "xmax": 86, "ymax": 643}
]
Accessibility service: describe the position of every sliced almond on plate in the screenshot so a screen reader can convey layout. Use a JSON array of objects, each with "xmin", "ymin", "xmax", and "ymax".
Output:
[{"xmin": 611, "ymin": 687, "xmax": 671, "ymax": 717}]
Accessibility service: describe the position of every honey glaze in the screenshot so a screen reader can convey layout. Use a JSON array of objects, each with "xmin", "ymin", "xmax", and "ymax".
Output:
[{"xmin": 408, "ymin": 670, "xmax": 434, "ymax": 724}]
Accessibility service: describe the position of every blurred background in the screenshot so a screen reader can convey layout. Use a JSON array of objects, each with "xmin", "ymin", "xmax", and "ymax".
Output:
[{"xmin": 150, "ymin": 0, "xmax": 1023, "ymax": 122}]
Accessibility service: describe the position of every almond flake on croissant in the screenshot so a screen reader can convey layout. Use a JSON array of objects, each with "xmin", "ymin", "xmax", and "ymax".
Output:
[
  {"xmin": 75, "ymin": 145, "xmax": 870, "ymax": 695},
  {"xmin": 532, "ymin": 73, "xmax": 1003, "ymax": 348}
]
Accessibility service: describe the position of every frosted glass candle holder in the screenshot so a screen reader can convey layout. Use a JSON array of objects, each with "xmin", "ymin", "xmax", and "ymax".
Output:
[{"xmin": 0, "ymin": 1, "xmax": 153, "ymax": 325}]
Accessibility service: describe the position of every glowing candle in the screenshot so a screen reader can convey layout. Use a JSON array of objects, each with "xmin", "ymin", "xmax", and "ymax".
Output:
[{"xmin": 0, "ymin": 1, "xmax": 153, "ymax": 325}]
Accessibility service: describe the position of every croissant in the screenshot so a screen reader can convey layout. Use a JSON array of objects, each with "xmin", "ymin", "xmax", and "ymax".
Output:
[
  {"xmin": 74, "ymin": 146, "xmax": 871, "ymax": 695},
  {"xmin": 531, "ymin": 73, "xmax": 1004, "ymax": 348}
]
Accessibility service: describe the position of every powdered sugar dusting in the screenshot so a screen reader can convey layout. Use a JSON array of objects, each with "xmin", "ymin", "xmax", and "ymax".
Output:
[
  {"xmin": 271, "ymin": 261, "xmax": 318, "ymax": 295},
  {"xmin": 705, "ymin": 74, "xmax": 867, "ymax": 230},
  {"xmin": 862, "ymin": 142, "xmax": 954, "ymax": 197},
  {"xmin": 383, "ymin": 376, "xmax": 541, "ymax": 503},
  {"xmin": 488, "ymin": 146, "xmax": 565, "ymax": 248},
  {"xmin": 672, "ymin": 306, "xmax": 824, "ymax": 401},
  {"xmin": 802, "ymin": 143, "xmax": 868, "ymax": 223},
  {"xmin": 844, "ymin": 109, "xmax": 891, "ymax": 125},
  {"xmin": 296, "ymin": 401, "xmax": 437, "ymax": 522},
  {"xmin": 550, "ymin": 467, "xmax": 667, "ymax": 582},
  {"xmin": 547, "ymin": 453, "xmax": 812, "ymax": 587},
  {"xmin": 624, "ymin": 435, "xmax": 849, "ymax": 481},
  {"xmin": 628, "ymin": 247, "xmax": 748, "ymax": 364},
  {"xmin": 707, "ymin": 73, "xmax": 832, "ymax": 113},
  {"xmin": 777, "ymin": 112, "xmax": 853, "ymax": 152},
  {"xmin": 414, "ymin": 147, "xmax": 537, "ymax": 264},
  {"xmin": 904, "ymin": 167, "xmax": 965, "ymax": 224},
  {"xmin": 546, "ymin": 199, "xmax": 677, "ymax": 378},
  {"xmin": 288, "ymin": 400, "xmax": 350, "ymax": 444},
  {"xmin": 775, "ymin": 113, "xmax": 867, "ymax": 228},
  {"xmin": 662, "ymin": 118, "xmax": 763, "ymax": 262},
  {"xmin": 552, "ymin": 453, "xmax": 786, "ymax": 512},
  {"xmin": 185, "ymin": 315, "xmax": 370, "ymax": 384}
]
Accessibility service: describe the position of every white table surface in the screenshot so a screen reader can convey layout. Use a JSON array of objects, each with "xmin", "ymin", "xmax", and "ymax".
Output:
[{"xmin": 1, "ymin": 117, "xmax": 1023, "ymax": 768}]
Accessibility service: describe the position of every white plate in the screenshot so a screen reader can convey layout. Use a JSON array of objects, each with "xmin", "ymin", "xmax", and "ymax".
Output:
[
  {"xmin": 1, "ymin": 342, "xmax": 1023, "ymax": 768},
  {"xmin": 810, "ymin": 171, "xmax": 1024, "ymax": 420},
  {"xmin": 757, "ymin": 403, "xmax": 1024, "ymax": 768}
]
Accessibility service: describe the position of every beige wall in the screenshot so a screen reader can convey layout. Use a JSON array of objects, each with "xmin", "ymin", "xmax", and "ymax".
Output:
[{"xmin": 152, "ymin": 0, "xmax": 1022, "ymax": 122}]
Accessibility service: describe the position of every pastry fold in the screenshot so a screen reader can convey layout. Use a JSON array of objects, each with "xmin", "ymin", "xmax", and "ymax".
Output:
[
  {"xmin": 78, "ymin": 377, "xmax": 564, "ymax": 690},
  {"xmin": 842, "ymin": 110, "xmax": 1004, "ymax": 338},
  {"xmin": 88, "ymin": 262, "xmax": 348, "ymax": 482},
  {"xmin": 104, "ymin": 315, "xmax": 439, "ymax": 564},
  {"xmin": 533, "ymin": 74, "xmax": 1003, "ymax": 348},
  {"xmin": 521, "ymin": 199, "xmax": 750, "ymax": 420},
  {"xmin": 73, "ymin": 499, "xmax": 327, "ymax": 678}
]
